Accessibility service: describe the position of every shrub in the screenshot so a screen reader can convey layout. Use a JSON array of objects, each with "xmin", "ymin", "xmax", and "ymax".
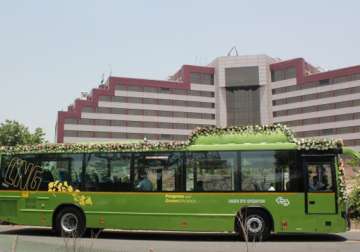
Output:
[{"xmin": 349, "ymin": 177, "xmax": 360, "ymax": 220}]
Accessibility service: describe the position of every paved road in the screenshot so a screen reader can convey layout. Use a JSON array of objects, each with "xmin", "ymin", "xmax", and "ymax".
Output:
[{"xmin": 0, "ymin": 225, "xmax": 359, "ymax": 252}]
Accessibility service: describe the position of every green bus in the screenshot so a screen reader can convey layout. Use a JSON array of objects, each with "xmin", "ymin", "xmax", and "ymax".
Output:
[{"xmin": 0, "ymin": 125, "xmax": 355, "ymax": 240}]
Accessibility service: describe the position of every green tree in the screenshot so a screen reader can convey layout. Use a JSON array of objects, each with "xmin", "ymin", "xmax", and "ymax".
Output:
[{"xmin": 0, "ymin": 120, "xmax": 46, "ymax": 146}]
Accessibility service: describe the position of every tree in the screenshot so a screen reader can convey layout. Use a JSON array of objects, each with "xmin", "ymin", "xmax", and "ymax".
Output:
[{"xmin": 0, "ymin": 120, "xmax": 46, "ymax": 146}]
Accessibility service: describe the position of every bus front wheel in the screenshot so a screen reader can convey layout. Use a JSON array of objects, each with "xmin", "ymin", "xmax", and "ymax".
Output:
[{"xmin": 55, "ymin": 206, "xmax": 86, "ymax": 237}]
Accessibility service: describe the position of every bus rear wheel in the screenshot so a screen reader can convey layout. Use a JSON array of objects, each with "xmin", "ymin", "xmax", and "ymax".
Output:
[
  {"xmin": 55, "ymin": 206, "xmax": 86, "ymax": 237},
  {"xmin": 238, "ymin": 209, "xmax": 271, "ymax": 241}
]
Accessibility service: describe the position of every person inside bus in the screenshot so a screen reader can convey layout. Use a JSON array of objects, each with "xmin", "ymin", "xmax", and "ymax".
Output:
[
  {"xmin": 309, "ymin": 175, "xmax": 325, "ymax": 191},
  {"xmin": 196, "ymin": 181, "xmax": 204, "ymax": 191},
  {"xmin": 136, "ymin": 171, "xmax": 153, "ymax": 191},
  {"xmin": 39, "ymin": 170, "xmax": 54, "ymax": 190}
]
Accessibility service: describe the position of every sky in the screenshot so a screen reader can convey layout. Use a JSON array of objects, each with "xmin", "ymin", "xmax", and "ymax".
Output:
[{"xmin": 0, "ymin": 0, "xmax": 359, "ymax": 142}]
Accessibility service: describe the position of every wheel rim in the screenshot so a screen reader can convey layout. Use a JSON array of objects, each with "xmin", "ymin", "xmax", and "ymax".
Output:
[
  {"xmin": 246, "ymin": 216, "xmax": 264, "ymax": 234},
  {"xmin": 60, "ymin": 213, "xmax": 78, "ymax": 233}
]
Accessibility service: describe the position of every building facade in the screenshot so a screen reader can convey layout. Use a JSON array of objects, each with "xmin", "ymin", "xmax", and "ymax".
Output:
[{"xmin": 56, "ymin": 55, "xmax": 360, "ymax": 151}]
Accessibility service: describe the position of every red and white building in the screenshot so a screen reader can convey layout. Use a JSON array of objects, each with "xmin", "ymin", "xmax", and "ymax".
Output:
[{"xmin": 56, "ymin": 55, "xmax": 360, "ymax": 151}]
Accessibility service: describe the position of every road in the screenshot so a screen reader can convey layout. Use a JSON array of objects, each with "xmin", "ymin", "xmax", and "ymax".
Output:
[{"xmin": 0, "ymin": 225, "xmax": 359, "ymax": 252}]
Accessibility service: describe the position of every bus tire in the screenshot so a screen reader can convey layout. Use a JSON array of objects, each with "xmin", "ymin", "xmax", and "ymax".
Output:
[
  {"xmin": 55, "ymin": 206, "xmax": 86, "ymax": 238},
  {"xmin": 238, "ymin": 209, "xmax": 271, "ymax": 241}
]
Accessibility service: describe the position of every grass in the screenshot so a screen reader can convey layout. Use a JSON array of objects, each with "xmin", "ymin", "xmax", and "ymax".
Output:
[{"xmin": 3, "ymin": 229, "xmax": 117, "ymax": 252}]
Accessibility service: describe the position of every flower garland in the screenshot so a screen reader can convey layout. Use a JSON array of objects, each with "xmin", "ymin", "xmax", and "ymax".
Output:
[
  {"xmin": 338, "ymin": 158, "xmax": 348, "ymax": 203},
  {"xmin": 48, "ymin": 181, "xmax": 76, "ymax": 193},
  {"xmin": 0, "ymin": 124, "xmax": 343, "ymax": 154},
  {"xmin": 48, "ymin": 181, "xmax": 93, "ymax": 206}
]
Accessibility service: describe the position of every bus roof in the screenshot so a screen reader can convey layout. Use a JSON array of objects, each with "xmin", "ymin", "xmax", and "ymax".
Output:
[{"xmin": 0, "ymin": 124, "xmax": 343, "ymax": 155}]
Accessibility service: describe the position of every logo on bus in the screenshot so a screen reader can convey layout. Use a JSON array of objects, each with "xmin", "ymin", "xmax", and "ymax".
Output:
[
  {"xmin": 275, "ymin": 197, "xmax": 290, "ymax": 207},
  {"xmin": 3, "ymin": 157, "xmax": 43, "ymax": 191}
]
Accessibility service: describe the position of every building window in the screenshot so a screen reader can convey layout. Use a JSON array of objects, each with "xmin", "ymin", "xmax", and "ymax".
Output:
[
  {"xmin": 78, "ymin": 131, "xmax": 93, "ymax": 137},
  {"xmin": 79, "ymin": 119, "xmax": 93, "ymax": 125},
  {"xmin": 159, "ymin": 88, "xmax": 170, "ymax": 93},
  {"xmin": 127, "ymin": 133, "xmax": 144, "ymax": 139},
  {"xmin": 112, "ymin": 108, "xmax": 127, "ymax": 114},
  {"xmin": 127, "ymin": 86, "xmax": 143, "ymax": 92},
  {"xmin": 319, "ymin": 79, "xmax": 330, "ymax": 85},
  {"xmin": 271, "ymin": 67, "xmax": 296, "ymax": 82},
  {"xmin": 128, "ymin": 121, "xmax": 142, "ymax": 127},
  {"xmin": 127, "ymin": 97, "xmax": 142, "ymax": 103},
  {"xmin": 64, "ymin": 118, "xmax": 78, "ymax": 124},
  {"xmin": 190, "ymin": 73, "xmax": 214, "ymax": 85},
  {"xmin": 143, "ymin": 122, "xmax": 158, "ymax": 128},
  {"xmin": 159, "ymin": 122, "xmax": 172, "ymax": 128},
  {"xmin": 144, "ymin": 86, "xmax": 158, "ymax": 93},
  {"xmin": 115, "ymin": 85, "xmax": 127, "ymax": 90},
  {"xmin": 97, "ymin": 107, "xmax": 111, "ymax": 113},
  {"xmin": 82, "ymin": 107, "xmax": 93, "ymax": 113},
  {"xmin": 272, "ymin": 70, "xmax": 285, "ymax": 82},
  {"xmin": 99, "ymin": 96, "xmax": 111, "ymax": 101},
  {"xmin": 201, "ymin": 73, "xmax": 214, "ymax": 85},
  {"xmin": 285, "ymin": 67, "xmax": 296, "ymax": 79},
  {"xmin": 94, "ymin": 119, "xmax": 110, "ymax": 126},
  {"xmin": 160, "ymin": 134, "xmax": 172, "ymax": 140},
  {"xmin": 111, "ymin": 120, "xmax": 126, "ymax": 126},
  {"xmin": 143, "ymin": 98, "xmax": 158, "ymax": 104},
  {"xmin": 352, "ymin": 73, "xmax": 360, "ymax": 81},
  {"xmin": 94, "ymin": 132, "xmax": 109, "ymax": 138},
  {"xmin": 127, "ymin": 109, "xmax": 144, "ymax": 115},
  {"xmin": 159, "ymin": 111, "xmax": 172, "ymax": 117},
  {"xmin": 319, "ymin": 116, "xmax": 334, "ymax": 123},
  {"xmin": 336, "ymin": 114, "xmax": 354, "ymax": 121},
  {"xmin": 322, "ymin": 128, "xmax": 334, "ymax": 135},
  {"xmin": 173, "ymin": 89, "xmax": 187, "ymax": 95},
  {"xmin": 158, "ymin": 99, "xmax": 171, "ymax": 105},
  {"xmin": 144, "ymin": 110, "xmax": 158, "ymax": 116},
  {"xmin": 173, "ymin": 112, "xmax": 186, "ymax": 118},
  {"xmin": 173, "ymin": 100, "xmax": 186, "ymax": 106},
  {"xmin": 189, "ymin": 90, "xmax": 202, "ymax": 96},
  {"xmin": 64, "ymin": 131, "xmax": 78, "ymax": 137},
  {"xmin": 112, "ymin": 132, "xmax": 127, "ymax": 138}
]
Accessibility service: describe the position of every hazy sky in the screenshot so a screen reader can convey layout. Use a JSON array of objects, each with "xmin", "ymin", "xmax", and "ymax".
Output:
[{"xmin": 1, "ymin": 0, "xmax": 359, "ymax": 142}]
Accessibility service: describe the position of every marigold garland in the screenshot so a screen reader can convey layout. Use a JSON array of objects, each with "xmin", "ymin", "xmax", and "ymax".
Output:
[{"xmin": 48, "ymin": 181, "xmax": 93, "ymax": 206}]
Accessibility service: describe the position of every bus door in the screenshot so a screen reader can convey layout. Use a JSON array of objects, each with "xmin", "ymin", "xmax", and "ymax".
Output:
[{"xmin": 303, "ymin": 155, "xmax": 337, "ymax": 214}]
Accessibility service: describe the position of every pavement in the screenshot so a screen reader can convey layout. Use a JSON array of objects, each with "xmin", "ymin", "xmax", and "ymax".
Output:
[{"xmin": 0, "ymin": 225, "xmax": 359, "ymax": 252}]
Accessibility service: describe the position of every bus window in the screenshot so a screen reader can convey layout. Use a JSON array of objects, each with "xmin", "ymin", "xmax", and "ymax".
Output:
[
  {"xmin": 163, "ymin": 153, "xmax": 181, "ymax": 191},
  {"xmin": 0, "ymin": 154, "xmax": 41, "ymax": 191},
  {"xmin": 40, "ymin": 160, "xmax": 65, "ymax": 189},
  {"xmin": 240, "ymin": 151, "xmax": 300, "ymax": 192},
  {"xmin": 109, "ymin": 153, "xmax": 131, "ymax": 191},
  {"xmin": 133, "ymin": 152, "xmax": 181, "ymax": 192},
  {"xmin": 241, "ymin": 151, "xmax": 275, "ymax": 191},
  {"xmin": 307, "ymin": 163, "xmax": 334, "ymax": 192},
  {"xmin": 39, "ymin": 154, "xmax": 83, "ymax": 191},
  {"xmin": 186, "ymin": 151, "xmax": 236, "ymax": 192},
  {"xmin": 84, "ymin": 153, "xmax": 131, "ymax": 192},
  {"xmin": 0, "ymin": 154, "xmax": 83, "ymax": 191}
]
